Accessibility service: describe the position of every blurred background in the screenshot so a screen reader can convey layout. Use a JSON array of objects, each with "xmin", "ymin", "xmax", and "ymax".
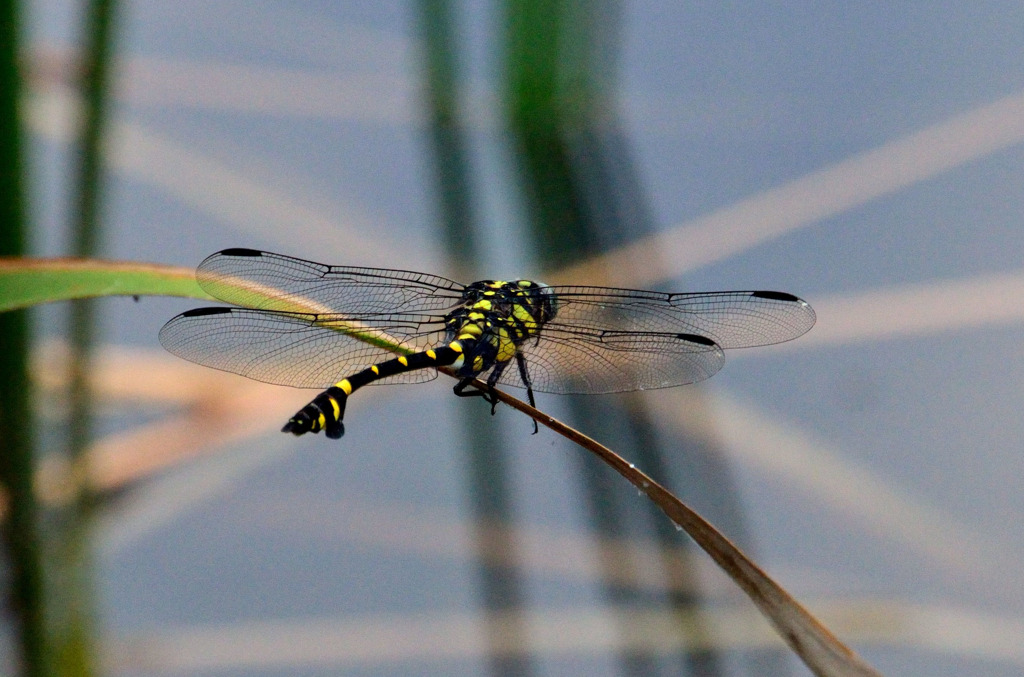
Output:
[{"xmin": 4, "ymin": 1, "xmax": 1024, "ymax": 675}]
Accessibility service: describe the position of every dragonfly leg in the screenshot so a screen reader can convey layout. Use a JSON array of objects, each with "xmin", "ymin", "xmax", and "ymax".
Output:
[
  {"xmin": 452, "ymin": 377, "xmax": 499, "ymax": 412},
  {"xmin": 515, "ymin": 353, "xmax": 539, "ymax": 434},
  {"xmin": 482, "ymin": 364, "xmax": 508, "ymax": 415}
]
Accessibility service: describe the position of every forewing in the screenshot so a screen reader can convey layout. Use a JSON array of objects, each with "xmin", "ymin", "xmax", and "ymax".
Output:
[
  {"xmin": 544, "ymin": 287, "xmax": 816, "ymax": 349},
  {"xmin": 498, "ymin": 326, "xmax": 725, "ymax": 394},
  {"xmin": 196, "ymin": 249, "xmax": 466, "ymax": 317},
  {"xmin": 159, "ymin": 307, "xmax": 447, "ymax": 388}
]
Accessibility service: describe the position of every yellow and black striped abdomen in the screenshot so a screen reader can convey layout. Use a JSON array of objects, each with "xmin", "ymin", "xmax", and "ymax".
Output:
[
  {"xmin": 283, "ymin": 342, "xmax": 467, "ymax": 438},
  {"xmin": 283, "ymin": 279, "xmax": 556, "ymax": 438}
]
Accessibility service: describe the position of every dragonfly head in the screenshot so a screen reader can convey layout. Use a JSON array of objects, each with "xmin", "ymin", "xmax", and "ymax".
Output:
[
  {"xmin": 462, "ymin": 279, "xmax": 557, "ymax": 325},
  {"xmin": 513, "ymin": 279, "xmax": 557, "ymax": 324}
]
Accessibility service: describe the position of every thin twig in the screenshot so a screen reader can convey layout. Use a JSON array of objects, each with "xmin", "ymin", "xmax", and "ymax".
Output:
[{"xmin": 453, "ymin": 370, "xmax": 882, "ymax": 677}]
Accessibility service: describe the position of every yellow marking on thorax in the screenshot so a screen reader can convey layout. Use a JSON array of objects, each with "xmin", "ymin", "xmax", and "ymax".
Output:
[
  {"xmin": 495, "ymin": 327, "xmax": 517, "ymax": 362},
  {"xmin": 472, "ymin": 299, "xmax": 493, "ymax": 311},
  {"xmin": 450, "ymin": 340, "xmax": 463, "ymax": 353},
  {"xmin": 512, "ymin": 304, "xmax": 538, "ymax": 332}
]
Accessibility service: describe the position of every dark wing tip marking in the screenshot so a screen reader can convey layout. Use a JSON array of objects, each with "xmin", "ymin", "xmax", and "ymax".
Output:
[
  {"xmin": 180, "ymin": 306, "xmax": 233, "ymax": 317},
  {"xmin": 217, "ymin": 247, "xmax": 263, "ymax": 257},
  {"xmin": 751, "ymin": 290, "xmax": 801, "ymax": 302},
  {"xmin": 677, "ymin": 333, "xmax": 718, "ymax": 347}
]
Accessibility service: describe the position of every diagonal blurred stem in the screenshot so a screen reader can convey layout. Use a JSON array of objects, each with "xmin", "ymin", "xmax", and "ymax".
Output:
[
  {"xmin": 476, "ymin": 380, "xmax": 882, "ymax": 677},
  {"xmin": 0, "ymin": 1, "xmax": 48, "ymax": 675}
]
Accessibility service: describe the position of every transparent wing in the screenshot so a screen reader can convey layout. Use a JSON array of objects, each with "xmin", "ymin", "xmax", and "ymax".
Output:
[
  {"xmin": 165, "ymin": 251, "xmax": 815, "ymax": 394},
  {"xmin": 498, "ymin": 326, "xmax": 724, "ymax": 394},
  {"xmin": 492, "ymin": 287, "xmax": 814, "ymax": 394},
  {"xmin": 159, "ymin": 307, "xmax": 448, "ymax": 388},
  {"xmin": 196, "ymin": 248, "xmax": 466, "ymax": 316},
  {"xmin": 541, "ymin": 287, "xmax": 816, "ymax": 349}
]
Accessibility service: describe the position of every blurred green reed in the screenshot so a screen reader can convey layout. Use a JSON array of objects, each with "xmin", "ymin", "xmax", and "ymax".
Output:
[
  {"xmin": 0, "ymin": 0, "xmax": 47, "ymax": 674},
  {"xmin": 0, "ymin": 0, "xmax": 118, "ymax": 674}
]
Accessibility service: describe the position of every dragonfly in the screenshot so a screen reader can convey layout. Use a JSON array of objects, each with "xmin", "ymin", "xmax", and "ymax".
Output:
[{"xmin": 160, "ymin": 248, "xmax": 816, "ymax": 439}]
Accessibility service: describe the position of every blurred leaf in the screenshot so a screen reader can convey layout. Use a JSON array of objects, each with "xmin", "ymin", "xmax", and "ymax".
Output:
[
  {"xmin": 0, "ymin": 257, "xmax": 406, "ymax": 354},
  {"xmin": 0, "ymin": 259, "xmax": 210, "ymax": 311}
]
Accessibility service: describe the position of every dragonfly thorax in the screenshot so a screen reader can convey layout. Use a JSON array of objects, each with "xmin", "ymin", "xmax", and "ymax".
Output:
[
  {"xmin": 443, "ymin": 280, "xmax": 557, "ymax": 378},
  {"xmin": 461, "ymin": 279, "xmax": 556, "ymax": 321}
]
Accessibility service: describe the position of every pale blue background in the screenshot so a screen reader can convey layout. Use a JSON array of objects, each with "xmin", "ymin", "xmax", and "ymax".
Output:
[{"xmin": 16, "ymin": 2, "xmax": 1024, "ymax": 675}]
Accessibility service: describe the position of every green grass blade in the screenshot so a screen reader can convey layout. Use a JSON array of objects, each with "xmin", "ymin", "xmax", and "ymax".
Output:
[
  {"xmin": 0, "ymin": 259, "xmax": 211, "ymax": 312},
  {"xmin": 0, "ymin": 258, "xmax": 409, "ymax": 353}
]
